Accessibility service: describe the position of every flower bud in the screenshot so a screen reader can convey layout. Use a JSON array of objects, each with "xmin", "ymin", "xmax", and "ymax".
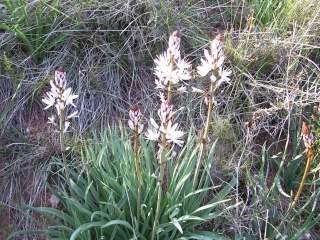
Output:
[
  {"xmin": 302, "ymin": 122, "xmax": 314, "ymax": 149},
  {"xmin": 168, "ymin": 30, "xmax": 181, "ymax": 60}
]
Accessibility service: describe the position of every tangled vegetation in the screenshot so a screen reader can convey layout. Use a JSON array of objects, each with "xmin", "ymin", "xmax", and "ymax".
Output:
[{"xmin": 0, "ymin": 0, "xmax": 319, "ymax": 239}]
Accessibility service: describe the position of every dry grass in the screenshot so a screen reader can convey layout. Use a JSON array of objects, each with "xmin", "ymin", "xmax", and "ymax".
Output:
[{"xmin": 0, "ymin": 0, "xmax": 319, "ymax": 239}]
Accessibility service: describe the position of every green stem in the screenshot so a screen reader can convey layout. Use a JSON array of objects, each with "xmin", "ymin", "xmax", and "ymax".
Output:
[
  {"xmin": 193, "ymin": 79, "xmax": 217, "ymax": 189},
  {"xmin": 151, "ymin": 134, "xmax": 167, "ymax": 240},
  {"xmin": 134, "ymin": 127, "xmax": 141, "ymax": 225},
  {"xmin": 59, "ymin": 108, "xmax": 74, "ymax": 197},
  {"xmin": 167, "ymin": 54, "xmax": 175, "ymax": 102}
]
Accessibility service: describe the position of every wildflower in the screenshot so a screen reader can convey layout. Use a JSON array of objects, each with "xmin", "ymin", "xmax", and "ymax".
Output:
[
  {"xmin": 154, "ymin": 51, "xmax": 171, "ymax": 86},
  {"xmin": 128, "ymin": 105, "xmax": 144, "ymax": 134},
  {"xmin": 154, "ymin": 30, "xmax": 191, "ymax": 90},
  {"xmin": 168, "ymin": 30, "xmax": 181, "ymax": 60},
  {"xmin": 177, "ymin": 86, "xmax": 187, "ymax": 93},
  {"xmin": 160, "ymin": 121, "xmax": 184, "ymax": 146},
  {"xmin": 191, "ymin": 87, "xmax": 205, "ymax": 93},
  {"xmin": 216, "ymin": 67, "xmax": 232, "ymax": 87},
  {"xmin": 173, "ymin": 58, "xmax": 192, "ymax": 82},
  {"xmin": 42, "ymin": 66, "xmax": 77, "ymax": 195},
  {"xmin": 42, "ymin": 66, "xmax": 78, "ymax": 123},
  {"xmin": 145, "ymin": 97, "xmax": 184, "ymax": 147},
  {"xmin": 197, "ymin": 34, "xmax": 225, "ymax": 77},
  {"xmin": 159, "ymin": 99, "xmax": 174, "ymax": 124},
  {"xmin": 62, "ymin": 88, "xmax": 78, "ymax": 107},
  {"xmin": 154, "ymin": 53, "xmax": 191, "ymax": 87},
  {"xmin": 42, "ymin": 92, "xmax": 56, "ymax": 110},
  {"xmin": 63, "ymin": 121, "xmax": 70, "ymax": 133},
  {"xmin": 55, "ymin": 66, "xmax": 67, "ymax": 89},
  {"xmin": 302, "ymin": 122, "xmax": 314, "ymax": 149},
  {"xmin": 211, "ymin": 33, "xmax": 224, "ymax": 60},
  {"xmin": 67, "ymin": 111, "xmax": 79, "ymax": 120},
  {"xmin": 145, "ymin": 128, "xmax": 161, "ymax": 141},
  {"xmin": 47, "ymin": 115, "xmax": 56, "ymax": 125}
]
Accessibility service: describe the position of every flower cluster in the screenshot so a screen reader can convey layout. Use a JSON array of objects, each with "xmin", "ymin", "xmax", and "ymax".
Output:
[
  {"xmin": 154, "ymin": 30, "xmax": 191, "ymax": 91},
  {"xmin": 145, "ymin": 94, "xmax": 184, "ymax": 147},
  {"xmin": 128, "ymin": 105, "xmax": 144, "ymax": 134},
  {"xmin": 42, "ymin": 66, "xmax": 78, "ymax": 132},
  {"xmin": 302, "ymin": 122, "xmax": 314, "ymax": 149},
  {"xmin": 196, "ymin": 34, "xmax": 231, "ymax": 87}
]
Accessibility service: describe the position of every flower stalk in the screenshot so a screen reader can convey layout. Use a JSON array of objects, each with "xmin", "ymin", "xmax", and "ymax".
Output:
[
  {"xmin": 146, "ymin": 97, "xmax": 184, "ymax": 240},
  {"xmin": 290, "ymin": 122, "xmax": 315, "ymax": 209},
  {"xmin": 128, "ymin": 105, "xmax": 144, "ymax": 224},
  {"xmin": 193, "ymin": 34, "xmax": 231, "ymax": 189},
  {"xmin": 42, "ymin": 66, "xmax": 78, "ymax": 197},
  {"xmin": 154, "ymin": 30, "xmax": 191, "ymax": 101},
  {"xmin": 151, "ymin": 133, "xmax": 167, "ymax": 240}
]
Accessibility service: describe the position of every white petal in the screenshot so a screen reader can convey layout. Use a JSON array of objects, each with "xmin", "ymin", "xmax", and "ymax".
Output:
[
  {"xmin": 145, "ymin": 129, "xmax": 160, "ymax": 141},
  {"xmin": 63, "ymin": 121, "xmax": 70, "ymax": 133},
  {"xmin": 210, "ymin": 75, "xmax": 217, "ymax": 83},
  {"xmin": 191, "ymin": 87, "xmax": 205, "ymax": 93},
  {"xmin": 67, "ymin": 110, "xmax": 78, "ymax": 119},
  {"xmin": 177, "ymin": 86, "xmax": 187, "ymax": 93},
  {"xmin": 150, "ymin": 118, "xmax": 159, "ymax": 129},
  {"xmin": 128, "ymin": 120, "xmax": 135, "ymax": 130},
  {"xmin": 138, "ymin": 124, "xmax": 144, "ymax": 134}
]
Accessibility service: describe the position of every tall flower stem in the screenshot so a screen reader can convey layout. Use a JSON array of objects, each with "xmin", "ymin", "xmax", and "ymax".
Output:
[
  {"xmin": 290, "ymin": 148, "xmax": 314, "ymax": 209},
  {"xmin": 167, "ymin": 52, "xmax": 175, "ymax": 101},
  {"xmin": 193, "ymin": 34, "xmax": 230, "ymax": 189},
  {"xmin": 193, "ymin": 79, "xmax": 216, "ymax": 189},
  {"xmin": 128, "ymin": 105, "xmax": 143, "ymax": 225},
  {"xmin": 42, "ymin": 66, "xmax": 78, "ymax": 198},
  {"xmin": 134, "ymin": 125, "xmax": 141, "ymax": 224},
  {"xmin": 151, "ymin": 134, "xmax": 167, "ymax": 240},
  {"xmin": 290, "ymin": 122, "xmax": 315, "ymax": 209},
  {"xmin": 59, "ymin": 108, "xmax": 74, "ymax": 197}
]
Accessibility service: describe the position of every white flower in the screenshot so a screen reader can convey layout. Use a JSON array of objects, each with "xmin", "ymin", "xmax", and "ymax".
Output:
[
  {"xmin": 191, "ymin": 87, "xmax": 205, "ymax": 93},
  {"xmin": 154, "ymin": 49, "xmax": 191, "ymax": 86},
  {"xmin": 154, "ymin": 52, "xmax": 171, "ymax": 75},
  {"xmin": 177, "ymin": 86, "xmax": 187, "ymax": 93},
  {"xmin": 210, "ymin": 75, "xmax": 217, "ymax": 83},
  {"xmin": 138, "ymin": 124, "xmax": 144, "ymax": 134},
  {"xmin": 55, "ymin": 67, "xmax": 67, "ymax": 89},
  {"xmin": 197, "ymin": 35, "xmax": 225, "ymax": 77},
  {"xmin": 67, "ymin": 110, "xmax": 78, "ymax": 119},
  {"xmin": 145, "ymin": 128, "xmax": 160, "ymax": 141},
  {"xmin": 42, "ymin": 92, "xmax": 56, "ymax": 110},
  {"xmin": 150, "ymin": 118, "xmax": 159, "ymax": 129},
  {"xmin": 62, "ymin": 88, "xmax": 78, "ymax": 107},
  {"xmin": 128, "ymin": 120, "xmax": 135, "ymax": 130},
  {"xmin": 197, "ymin": 49, "xmax": 214, "ymax": 77},
  {"xmin": 48, "ymin": 115, "xmax": 56, "ymax": 125},
  {"xmin": 49, "ymin": 80, "xmax": 60, "ymax": 99},
  {"xmin": 168, "ymin": 30, "xmax": 181, "ymax": 60},
  {"xmin": 174, "ymin": 58, "xmax": 192, "ymax": 82},
  {"xmin": 160, "ymin": 121, "xmax": 184, "ymax": 146},
  {"xmin": 211, "ymin": 34, "xmax": 224, "ymax": 60},
  {"xmin": 159, "ymin": 100, "xmax": 173, "ymax": 124},
  {"xmin": 216, "ymin": 67, "xmax": 232, "ymax": 87},
  {"xmin": 63, "ymin": 121, "xmax": 70, "ymax": 133},
  {"xmin": 55, "ymin": 101, "xmax": 64, "ymax": 115}
]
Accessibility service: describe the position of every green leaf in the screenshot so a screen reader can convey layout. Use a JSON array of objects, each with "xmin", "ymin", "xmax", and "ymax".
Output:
[
  {"xmin": 169, "ymin": 208, "xmax": 180, "ymax": 219},
  {"xmin": 70, "ymin": 222, "xmax": 106, "ymax": 240},
  {"xmin": 192, "ymin": 199, "xmax": 231, "ymax": 214},
  {"xmin": 0, "ymin": 78, "xmax": 23, "ymax": 125},
  {"xmin": 171, "ymin": 218, "xmax": 183, "ymax": 234},
  {"xmin": 6, "ymin": 230, "xmax": 46, "ymax": 240},
  {"xmin": 179, "ymin": 230, "xmax": 231, "ymax": 240}
]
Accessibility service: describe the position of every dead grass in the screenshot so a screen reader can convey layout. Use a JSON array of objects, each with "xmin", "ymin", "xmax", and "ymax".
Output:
[{"xmin": 0, "ymin": 0, "xmax": 319, "ymax": 239}]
